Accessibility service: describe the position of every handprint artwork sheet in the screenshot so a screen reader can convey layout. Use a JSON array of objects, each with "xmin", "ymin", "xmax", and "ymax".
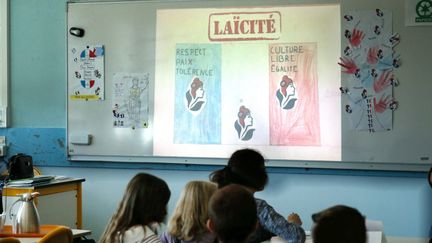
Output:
[{"xmin": 339, "ymin": 9, "xmax": 400, "ymax": 132}]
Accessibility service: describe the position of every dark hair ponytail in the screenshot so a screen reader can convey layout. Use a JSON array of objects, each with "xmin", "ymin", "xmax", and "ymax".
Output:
[
  {"xmin": 210, "ymin": 149, "xmax": 268, "ymax": 191},
  {"xmin": 209, "ymin": 166, "xmax": 232, "ymax": 189}
]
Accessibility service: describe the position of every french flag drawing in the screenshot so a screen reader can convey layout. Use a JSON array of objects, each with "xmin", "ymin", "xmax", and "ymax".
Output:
[
  {"xmin": 81, "ymin": 80, "xmax": 95, "ymax": 89},
  {"xmin": 80, "ymin": 47, "xmax": 97, "ymax": 59}
]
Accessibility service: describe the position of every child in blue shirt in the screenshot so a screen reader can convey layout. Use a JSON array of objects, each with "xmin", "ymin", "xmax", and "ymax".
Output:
[{"xmin": 209, "ymin": 148, "xmax": 305, "ymax": 243}]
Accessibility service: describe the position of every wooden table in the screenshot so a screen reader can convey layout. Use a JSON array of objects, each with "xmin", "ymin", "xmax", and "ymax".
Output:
[
  {"xmin": 2, "ymin": 177, "xmax": 85, "ymax": 229},
  {"xmin": 15, "ymin": 229, "xmax": 92, "ymax": 243}
]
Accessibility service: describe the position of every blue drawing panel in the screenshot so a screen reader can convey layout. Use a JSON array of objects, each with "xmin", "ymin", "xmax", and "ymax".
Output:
[{"xmin": 174, "ymin": 44, "xmax": 221, "ymax": 144}]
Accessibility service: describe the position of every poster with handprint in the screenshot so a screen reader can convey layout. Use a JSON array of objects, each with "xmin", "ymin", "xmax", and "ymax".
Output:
[{"xmin": 339, "ymin": 9, "xmax": 400, "ymax": 132}]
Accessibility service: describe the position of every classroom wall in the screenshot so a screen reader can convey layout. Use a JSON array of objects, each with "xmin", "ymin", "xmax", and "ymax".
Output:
[
  {"xmin": 3, "ymin": 0, "xmax": 431, "ymax": 241},
  {"xmin": 39, "ymin": 166, "xmax": 431, "ymax": 241}
]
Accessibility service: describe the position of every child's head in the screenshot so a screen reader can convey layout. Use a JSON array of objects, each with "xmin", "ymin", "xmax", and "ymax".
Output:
[
  {"xmin": 312, "ymin": 205, "xmax": 366, "ymax": 243},
  {"xmin": 100, "ymin": 173, "xmax": 171, "ymax": 242},
  {"xmin": 209, "ymin": 148, "xmax": 268, "ymax": 191},
  {"xmin": 168, "ymin": 181, "xmax": 218, "ymax": 241},
  {"xmin": 207, "ymin": 184, "xmax": 257, "ymax": 243}
]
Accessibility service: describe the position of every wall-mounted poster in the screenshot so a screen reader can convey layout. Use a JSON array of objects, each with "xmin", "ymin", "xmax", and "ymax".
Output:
[
  {"xmin": 69, "ymin": 45, "xmax": 105, "ymax": 100},
  {"xmin": 112, "ymin": 73, "xmax": 150, "ymax": 129},
  {"xmin": 339, "ymin": 9, "xmax": 400, "ymax": 132},
  {"xmin": 405, "ymin": 0, "xmax": 432, "ymax": 26}
]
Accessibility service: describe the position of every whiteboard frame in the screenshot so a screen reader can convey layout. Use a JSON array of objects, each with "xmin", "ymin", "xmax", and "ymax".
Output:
[
  {"xmin": 66, "ymin": 0, "xmax": 432, "ymax": 172},
  {"xmin": 69, "ymin": 154, "xmax": 431, "ymax": 172}
]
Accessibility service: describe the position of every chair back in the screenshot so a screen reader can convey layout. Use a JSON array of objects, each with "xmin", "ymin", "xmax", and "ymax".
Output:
[
  {"xmin": 0, "ymin": 238, "xmax": 20, "ymax": 243},
  {"xmin": 38, "ymin": 226, "xmax": 73, "ymax": 243}
]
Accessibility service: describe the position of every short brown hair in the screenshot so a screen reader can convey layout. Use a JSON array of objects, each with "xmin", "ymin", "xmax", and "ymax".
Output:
[
  {"xmin": 312, "ymin": 205, "xmax": 366, "ymax": 243},
  {"xmin": 208, "ymin": 184, "xmax": 257, "ymax": 243}
]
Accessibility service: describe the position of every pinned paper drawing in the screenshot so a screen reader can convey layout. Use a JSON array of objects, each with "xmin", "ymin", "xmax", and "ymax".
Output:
[
  {"xmin": 339, "ymin": 9, "xmax": 400, "ymax": 132},
  {"xmin": 69, "ymin": 45, "xmax": 105, "ymax": 100},
  {"xmin": 112, "ymin": 73, "xmax": 150, "ymax": 128}
]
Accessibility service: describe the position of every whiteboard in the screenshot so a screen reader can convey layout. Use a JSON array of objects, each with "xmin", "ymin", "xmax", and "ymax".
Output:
[{"xmin": 67, "ymin": 0, "xmax": 432, "ymax": 171}]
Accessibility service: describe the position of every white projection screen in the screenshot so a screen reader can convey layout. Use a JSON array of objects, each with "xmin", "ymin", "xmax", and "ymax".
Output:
[{"xmin": 153, "ymin": 5, "xmax": 341, "ymax": 161}]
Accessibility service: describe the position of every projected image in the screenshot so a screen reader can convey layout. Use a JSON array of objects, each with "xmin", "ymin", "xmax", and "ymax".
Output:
[
  {"xmin": 154, "ymin": 5, "xmax": 341, "ymax": 161},
  {"xmin": 185, "ymin": 77, "xmax": 206, "ymax": 113},
  {"xmin": 269, "ymin": 43, "xmax": 320, "ymax": 146},
  {"xmin": 234, "ymin": 105, "xmax": 256, "ymax": 141},
  {"xmin": 173, "ymin": 44, "xmax": 221, "ymax": 144},
  {"xmin": 276, "ymin": 75, "xmax": 297, "ymax": 110}
]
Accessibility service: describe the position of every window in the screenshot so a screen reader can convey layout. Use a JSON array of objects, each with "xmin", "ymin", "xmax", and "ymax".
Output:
[{"xmin": 0, "ymin": 0, "xmax": 8, "ymax": 127}]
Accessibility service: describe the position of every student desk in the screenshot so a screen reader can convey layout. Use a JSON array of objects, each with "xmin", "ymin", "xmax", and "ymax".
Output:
[{"xmin": 2, "ymin": 177, "xmax": 85, "ymax": 229}]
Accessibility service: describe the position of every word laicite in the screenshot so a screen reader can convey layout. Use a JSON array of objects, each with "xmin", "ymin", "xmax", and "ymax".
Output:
[{"xmin": 212, "ymin": 15, "xmax": 277, "ymax": 35}]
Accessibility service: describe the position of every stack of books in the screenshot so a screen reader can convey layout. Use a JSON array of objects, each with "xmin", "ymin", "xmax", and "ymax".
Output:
[{"xmin": 6, "ymin": 175, "xmax": 55, "ymax": 187}]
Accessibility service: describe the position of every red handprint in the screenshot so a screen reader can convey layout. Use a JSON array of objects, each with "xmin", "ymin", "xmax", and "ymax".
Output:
[
  {"xmin": 367, "ymin": 47, "xmax": 379, "ymax": 65},
  {"xmin": 373, "ymin": 94, "xmax": 391, "ymax": 113},
  {"xmin": 349, "ymin": 29, "xmax": 365, "ymax": 47},
  {"xmin": 373, "ymin": 70, "xmax": 393, "ymax": 93},
  {"xmin": 338, "ymin": 57, "xmax": 358, "ymax": 74}
]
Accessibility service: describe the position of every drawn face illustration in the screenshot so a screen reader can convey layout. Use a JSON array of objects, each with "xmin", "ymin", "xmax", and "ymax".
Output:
[
  {"xmin": 344, "ymin": 15, "xmax": 353, "ymax": 21},
  {"xmin": 390, "ymin": 36, "xmax": 400, "ymax": 45},
  {"xmin": 344, "ymin": 29, "xmax": 351, "ymax": 39},
  {"xmin": 185, "ymin": 77, "xmax": 207, "ymax": 114},
  {"xmin": 280, "ymin": 75, "xmax": 295, "ymax": 97},
  {"xmin": 344, "ymin": 46, "xmax": 352, "ymax": 56},
  {"xmin": 244, "ymin": 114, "xmax": 253, "ymax": 126},
  {"xmin": 376, "ymin": 8, "xmax": 384, "ymax": 17},
  {"xmin": 354, "ymin": 69, "xmax": 361, "ymax": 78},
  {"xmin": 286, "ymin": 82, "xmax": 295, "ymax": 96},
  {"xmin": 234, "ymin": 105, "xmax": 255, "ymax": 141},
  {"xmin": 196, "ymin": 86, "xmax": 205, "ymax": 98},
  {"xmin": 377, "ymin": 49, "xmax": 383, "ymax": 59},
  {"xmin": 190, "ymin": 77, "xmax": 204, "ymax": 99},
  {"xmin": 374, "ymin": 25, "xmax": 381, "ymax": 35},
  {"xmin": 238, "ymin": 106, "xmax": 252, "ymax": 127}
]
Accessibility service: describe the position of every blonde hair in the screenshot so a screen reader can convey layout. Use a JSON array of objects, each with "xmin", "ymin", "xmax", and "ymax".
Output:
[{"xmin": 168, "ymin": 181, "xmax": 217, "ymax": 241}]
